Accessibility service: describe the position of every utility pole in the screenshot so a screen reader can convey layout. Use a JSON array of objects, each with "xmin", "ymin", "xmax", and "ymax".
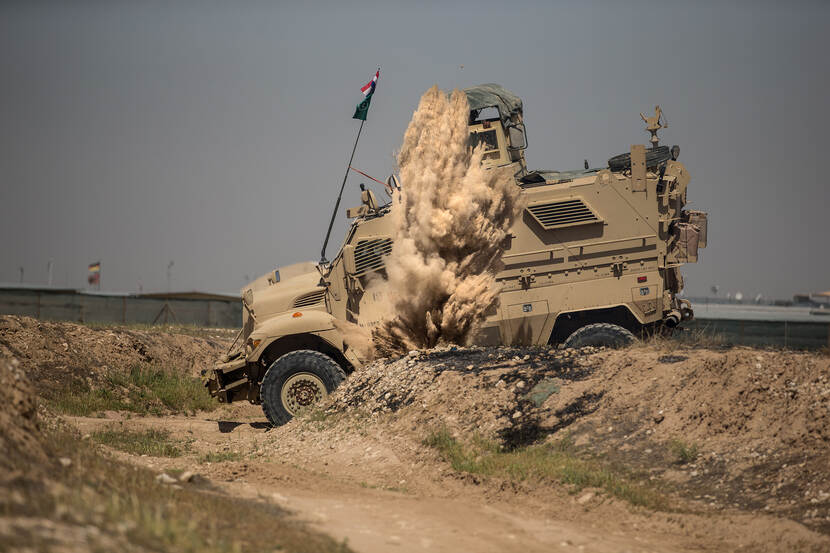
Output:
[
  {"xmin": 18, "ymin": 266, "xmax": 23, "ymax": 283},
  {"xmin": 153, "ymin": 260, "xmax": 178, "ymax": 325}
]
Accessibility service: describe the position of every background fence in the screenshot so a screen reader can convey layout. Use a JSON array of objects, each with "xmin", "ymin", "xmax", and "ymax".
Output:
[
  {"xmin": 683, "ymin": 317, "xmax": 830, "ymax": 349},
  {"xmin": 2, "ymin": 287, "xmax": 829, "ymax": 348},
  {"xmin": 0, "ymin": 287, "xmax": 241, "ymax": 328}
]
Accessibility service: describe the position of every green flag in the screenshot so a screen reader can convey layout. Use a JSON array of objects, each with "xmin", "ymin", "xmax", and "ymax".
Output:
[
  {"xmin": 353, "ymin": 69, "xmax": 379, "ymax": 121},
  {"xmin": 353, "ymin": 94, "xmax": 373, "ymax": 121}
]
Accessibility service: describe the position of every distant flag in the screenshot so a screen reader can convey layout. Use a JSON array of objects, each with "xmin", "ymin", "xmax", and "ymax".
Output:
[
  {"xmin": 353, "ymin": 69, "xmax": 379, "ymax": 121},
  {"xmin": 88, "ymin": 261, "xmax": 100, "ymax": 286}
]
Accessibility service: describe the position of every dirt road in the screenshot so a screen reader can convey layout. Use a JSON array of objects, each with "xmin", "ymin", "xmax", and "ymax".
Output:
[
  {"xmin": 68, "ymin": 394, "xmax": 828, "ymax": 553},
  {"xmin": 65, "ymin": 410, "xmax": 706, "ymax": 553}
]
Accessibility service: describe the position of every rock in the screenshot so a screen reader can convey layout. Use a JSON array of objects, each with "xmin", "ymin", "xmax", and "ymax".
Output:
[
  {"xmin": 577, "ymin": 492, "xmax": 595, "ymax": 505},
  {"xmin": 512, "ymin": 411, "xmax": 522, "ymax": 419},
  {"xmin": 156, "ymin": 473, "xmax": 177, "ymax": 484},
  {"xmin": 58, "ymin": 457, "xmax": 72, "ymax": 468},
  {"xmin": 653, "ymin": 412, "xmax": 664, "ymax": 423},
  {"xmin": 179, "ymin": 470, "xmax": 195, "ymax": 482},
  {"xmin": 466, "ymin": 364, "xmax": 474, "ymax": 370},
  {"xmin": 516, "ymin": 380, "xmax": 526, "ymax": 390}
]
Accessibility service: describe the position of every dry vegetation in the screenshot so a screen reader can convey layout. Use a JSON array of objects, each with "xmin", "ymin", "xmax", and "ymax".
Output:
[
  {"xmin": 423, "ymin": 427, "xmax": 667, "ymax": 509},
  {"xmin": 0, "ymin": 317, "xmax": 353, "ymax": 553},
  {"xmin": 2, "ymin": 426, "xmax": 350, "ymax": 553}
]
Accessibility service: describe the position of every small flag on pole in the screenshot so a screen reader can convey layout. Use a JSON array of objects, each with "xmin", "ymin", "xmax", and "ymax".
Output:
[
  {"xmin": 88, "ymin": 262, "xmax": 100, "ymax": 286},
  {"xmin": 353, "ymin": 69, "xmax": 379, "ymax": 121}
]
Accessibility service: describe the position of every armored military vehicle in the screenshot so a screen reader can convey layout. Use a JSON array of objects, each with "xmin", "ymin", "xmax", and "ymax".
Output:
[{"xmin": 205, "ymin": 84, "xmax": 707, "ymax": 425}]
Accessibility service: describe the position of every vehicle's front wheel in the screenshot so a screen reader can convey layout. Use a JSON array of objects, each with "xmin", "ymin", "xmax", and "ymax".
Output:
[
  {"xmin": 261, "ymin": 350, "xmax": 346, "ymax": 426},
  {"xmin": 562, "ymin": 323, "xmax": 636, "ymax": 349}
]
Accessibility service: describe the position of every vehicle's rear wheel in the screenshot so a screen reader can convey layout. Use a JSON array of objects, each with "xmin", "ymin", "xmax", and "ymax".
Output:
[
  {"xmin": 261, "ymin": 350, "xmax": 346, "ymax": 426},
  {"xmin": 563, "ymin": 323, "xmax": 636, "ymax": 349}
]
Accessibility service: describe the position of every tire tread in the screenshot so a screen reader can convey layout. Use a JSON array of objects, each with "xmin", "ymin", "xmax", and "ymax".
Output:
[
  {"xmin": 261, "ymin": 350, "xmax": 345, "ymax": 426},
  {"xmin": 563, "ymin": 323, "xmax": 636, "ymax": 349}
]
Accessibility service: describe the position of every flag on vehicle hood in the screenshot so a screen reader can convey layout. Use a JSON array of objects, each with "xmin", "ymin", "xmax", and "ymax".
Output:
[{"xmin": 353, "ymin": 69, "xmax": 379, "ymax": 121}]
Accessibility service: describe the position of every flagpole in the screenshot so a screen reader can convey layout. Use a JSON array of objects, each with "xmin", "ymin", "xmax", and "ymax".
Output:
[{"xmin": 320, "ymin": 118, "xmax": 365, "ymax": 264}]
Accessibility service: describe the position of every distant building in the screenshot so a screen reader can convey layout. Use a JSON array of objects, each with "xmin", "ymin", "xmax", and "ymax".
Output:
[
  {"xmin": 0, "ymin": 284, "xmax": 240, "ymax": 327},
  {"xmin": 793, "ymin": 291, "xmax": 830, "ymax": 306}
]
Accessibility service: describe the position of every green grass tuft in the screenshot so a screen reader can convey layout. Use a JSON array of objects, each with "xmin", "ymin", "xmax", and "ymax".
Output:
[
  {"xmin": 48, "ymin": 363, "xmax": 214, "ymax": 416},
  {"xmin": 92, "ymin": 427, "xmax": 189, "ymax": 457},
  {"xmin": 669, "ymin": 439, "xmax": 699, "ymax": 464},
  {"xmin": 198, "ymin": 451, "xmax": 243, "ymax": 463},
  {"xmin": 424, "ymin": 427, "xmax": 666, "ymax": 509}
]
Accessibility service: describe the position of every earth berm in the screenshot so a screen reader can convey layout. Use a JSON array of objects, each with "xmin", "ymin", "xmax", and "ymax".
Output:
[{"xmin": 1, "ymin": 315, "xmax": 828, "ymax": 552}]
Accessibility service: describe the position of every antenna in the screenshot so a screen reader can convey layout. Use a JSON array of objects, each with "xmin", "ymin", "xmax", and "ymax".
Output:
[
  {"xmin": 167, "ymin": 260, "xmax": 174, "ymax": 293},
  {"xmin": 321, "ymin": 120, "xmax": 366, "ymax": 264}
]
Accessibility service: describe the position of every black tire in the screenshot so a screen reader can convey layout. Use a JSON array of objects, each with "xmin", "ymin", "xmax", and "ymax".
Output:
[
  {"xmin": 607, "ymin": 146, "xmax": 671, "ymax": 172},
  {"xmin": 261, "ymin": 350, "xmax": 346, "ymax": 427},
  {"xmin": 563, "ymin": 323, "xmax": 636, "ymax": 349}
]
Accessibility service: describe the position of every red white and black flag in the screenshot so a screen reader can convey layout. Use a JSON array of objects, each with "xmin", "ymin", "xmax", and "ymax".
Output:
[
  {"xmin": 88, "ymin": 261, "xmax": 100, "ymax": 286},
  {"xmin": 353, "ymin": 69, "xmax": 379, "ymax": 121}
]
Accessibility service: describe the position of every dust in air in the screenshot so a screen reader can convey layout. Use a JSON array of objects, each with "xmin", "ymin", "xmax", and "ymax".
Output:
[{"xmin": 368, "ymin": 86, "xmax": 523, "ymax": 356}]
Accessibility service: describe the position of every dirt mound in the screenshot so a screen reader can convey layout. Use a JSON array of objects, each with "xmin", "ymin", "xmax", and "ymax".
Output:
[
  {"xmin": 327, "ymin": 345, "xmax": 595, "ymax": 445},
  {"xmin": 321, "ymin": 344, "xmax": 830, "ymax": 534},
  {"xmin": 548, "ymin": 346, "xmax": 830, "ymax": 531},
  {"xmin": 0, "ymin": 356, "xmax": 45, "ymax": 470},
  {"xmin": 0, "ymin": 315, "xmax": 233, "ymax": 392}
]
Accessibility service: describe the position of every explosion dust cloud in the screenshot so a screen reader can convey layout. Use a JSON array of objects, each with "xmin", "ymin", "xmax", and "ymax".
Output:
[{"xmin": 371, "ymin": 86, "xmax": 522, "ymax": 355}]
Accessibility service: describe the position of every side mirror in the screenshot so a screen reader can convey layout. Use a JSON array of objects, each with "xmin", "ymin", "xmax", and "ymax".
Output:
[
  {"xmin": 507, "ymin": 123, "xmax": 527, "ymax": 150},
  {"xmin": 342, "ymin": 244, "xmax": 356, "ymax": 274},
  {"xmin": 385, "ymin": 174, "xmax": 401, "ymax": 193}
]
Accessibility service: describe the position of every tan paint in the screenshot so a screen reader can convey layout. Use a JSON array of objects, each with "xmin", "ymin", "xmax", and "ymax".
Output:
[{"xmin": 208, "ymin": 85, "xmax": 707, "ymax": 405}]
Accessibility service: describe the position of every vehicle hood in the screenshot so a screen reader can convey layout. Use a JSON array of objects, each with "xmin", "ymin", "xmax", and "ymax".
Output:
[{"xmin": 244, "ymin": 262, "xmax": 326, "ymax": 322}]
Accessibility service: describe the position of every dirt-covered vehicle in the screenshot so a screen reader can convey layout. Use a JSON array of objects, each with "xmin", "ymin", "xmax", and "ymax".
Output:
[{"xmin": 205, "ymin": 84, "xmax": 708, "ymax": 425}]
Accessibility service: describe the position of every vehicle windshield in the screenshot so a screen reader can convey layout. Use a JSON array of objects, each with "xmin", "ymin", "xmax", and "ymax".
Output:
[{"xmin": 470, "ymin": 129, "xmax": 498, "ymax": 152}]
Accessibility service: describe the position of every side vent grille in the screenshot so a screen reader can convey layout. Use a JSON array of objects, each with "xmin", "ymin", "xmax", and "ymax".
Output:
[
  {"xmin": 527, "ymin": 198, "xmax": 601, "ymax": 230},
  {"xmin": 292, "ymin": 290, "xmax": 325, "ymax": 308},
  {"xmin": 354, "ymin": 237, "xmax": 393, "ymax": 276}
]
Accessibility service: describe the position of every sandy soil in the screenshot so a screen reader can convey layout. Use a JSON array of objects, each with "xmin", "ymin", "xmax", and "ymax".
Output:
[{"xmin": 2, "ymin": 316, "xmax": 830, "ymax": 552}]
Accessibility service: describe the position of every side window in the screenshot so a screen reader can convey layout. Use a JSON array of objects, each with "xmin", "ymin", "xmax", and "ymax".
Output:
[{"xmin": 470, "ymin": 129, "xmax": 499, "ymax": 152}]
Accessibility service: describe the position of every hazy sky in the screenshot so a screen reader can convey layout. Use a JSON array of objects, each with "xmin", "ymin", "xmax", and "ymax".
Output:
[{"xmin": 1, "ymin": 0, "xmax": 828, "ymax": 299}]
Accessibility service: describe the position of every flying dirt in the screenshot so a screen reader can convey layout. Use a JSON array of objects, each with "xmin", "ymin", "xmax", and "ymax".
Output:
[{"xmin": 371, "ymin": 86, "xmax": 523, "ymax": 355}]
